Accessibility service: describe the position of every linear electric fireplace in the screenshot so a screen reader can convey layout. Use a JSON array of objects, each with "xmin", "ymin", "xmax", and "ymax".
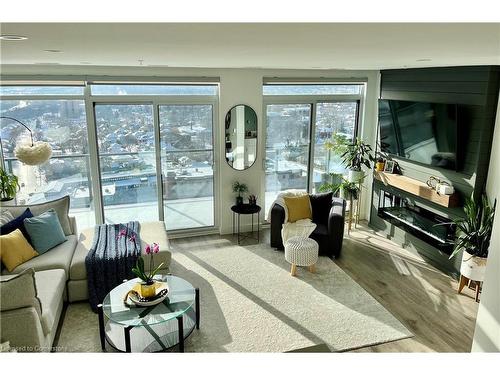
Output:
[{"xmin": 377, "ymin": 189, "xmax": 456, "ymax": 254}]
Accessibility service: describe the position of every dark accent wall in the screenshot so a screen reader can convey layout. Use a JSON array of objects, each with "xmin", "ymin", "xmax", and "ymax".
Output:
[{"xmin": 370, "ymin": 66, "xmax": 500, "ymax": 276}]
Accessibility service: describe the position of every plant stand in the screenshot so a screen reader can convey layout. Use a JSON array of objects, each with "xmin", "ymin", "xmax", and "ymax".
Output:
[
  {"xmin": 346, "ymin": 181, "xmax": 362, "ymax": 233},
  {"xmin": 458, "ymin": 275, "xmax": 482, "ymax": 302},
  {"xmin": 458, "ymin": 253, "xmax": 487, "ymax": 303}
]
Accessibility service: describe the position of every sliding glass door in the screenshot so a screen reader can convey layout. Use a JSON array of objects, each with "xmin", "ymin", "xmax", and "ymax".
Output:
[
  {"xmin": 264, "ymin": 104, "xmax": 312, "ymax": 214},
  {"xmin": 159, "ymin": 105, "xmax": 214, "ymax": 230},
  {"xmin": 264, "ymin": 95, "xmax": 361, "ymax": 217},
  {"xmin": 94, "ymin": 104, "xmax": 159, "ymax": 223},
  {"xmin": 312, "ymin": 101, "xmax": 359, "ymax": 192}
]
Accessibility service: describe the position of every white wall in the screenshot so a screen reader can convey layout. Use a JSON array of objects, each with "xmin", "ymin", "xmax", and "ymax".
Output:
[
  {"xmin": 0, "ymin": 65, "xmax": 380, "ymax": 234},
  {"xmin": 472, "ymin": 93, "xmax": 500, "ymax": 352}
]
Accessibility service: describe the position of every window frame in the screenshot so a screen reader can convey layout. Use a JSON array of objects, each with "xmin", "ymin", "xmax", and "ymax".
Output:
[
  {"xmin": 0, "ymin": 81, "xmax": 220, "ymax": 233},
  {"xmin": 0, "ymin": 88, "xmax": 96, "ymax": 226},
  {"xmin": 262, "ymin": 85, "xmax": 366, "ymax": 216}
]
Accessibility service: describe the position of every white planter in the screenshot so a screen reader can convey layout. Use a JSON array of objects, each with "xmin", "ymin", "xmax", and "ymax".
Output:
[
  {"xmin": 348, "ymin": 170, "xmax": 364, "ymax": 183},
  {"xmin": 460, "ymin": 251, "xmax": 487, "ymax": 282}
]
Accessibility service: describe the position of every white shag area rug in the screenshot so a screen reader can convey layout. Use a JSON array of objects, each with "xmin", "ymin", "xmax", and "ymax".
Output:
[{"xmin": 56, "ymin": 238, "xmax": 412, "ymax": 352}]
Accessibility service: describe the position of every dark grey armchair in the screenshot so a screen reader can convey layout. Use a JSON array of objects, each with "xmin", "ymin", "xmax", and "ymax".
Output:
[{"xmin": 270, "ymin": 193, "xmax": 346, "ymax": 258}]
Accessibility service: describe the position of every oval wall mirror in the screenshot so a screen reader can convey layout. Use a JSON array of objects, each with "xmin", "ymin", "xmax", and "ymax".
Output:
[{"xmin": 224, "ymin": 104, "xmax": 258, "ymax": 170}]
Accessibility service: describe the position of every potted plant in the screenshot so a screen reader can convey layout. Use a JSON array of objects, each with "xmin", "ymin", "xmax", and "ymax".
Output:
[
  {"xmin": 232, "ymin": 181, "xmax": 248, "ymax": 206},
  {"xmin": 318, "ymin": 172, "xmax": 344, "ymax": 197},
  {"xmin": 0, "ymin": 168, "xmax": 20, "ymax": 202},
  {"xmin": 340, "ymin": 137, "xmax": 374, "ymax": 182},
  {"xmin": 448, "ymin": 194, "xmax": 496, "ymax": 285},
  {"xmin": 131, "ymin": 243, "xmax": 165, "ymax": 298},
  {"xmin": 339, "ymin": 179, "xmax": 362, "ymax": 201},
  {"xmin": 319, "ymin": 174, "xmax": 362, "ymax": 200}
]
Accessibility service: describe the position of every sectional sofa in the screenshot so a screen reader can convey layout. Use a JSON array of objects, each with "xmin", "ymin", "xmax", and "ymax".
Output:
[{"xmin": 0, "ymin": 196, "xmax": 171, "ymax": 351}]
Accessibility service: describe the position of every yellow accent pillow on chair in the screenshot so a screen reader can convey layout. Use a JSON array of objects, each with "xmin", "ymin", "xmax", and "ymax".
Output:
[
  {"xmin": 0, "ymin": 229, "xmax": 39, "ymax": 272},
  {"xmin": 283, "ymin": 195, "xmax": 312, "ymax": 223}
]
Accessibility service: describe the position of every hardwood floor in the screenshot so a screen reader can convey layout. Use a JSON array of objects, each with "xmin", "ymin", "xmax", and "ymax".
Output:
[
  {"xmin": 336, "ymin": 224, "xmax": 479, "ymax": 352},
  {"xmin": 170, "ymin": 223, "xmax": 479, "ymax": 352}
]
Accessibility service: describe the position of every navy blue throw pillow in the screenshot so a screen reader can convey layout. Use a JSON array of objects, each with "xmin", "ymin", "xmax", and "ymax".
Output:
[
  {"xmin": 0, "ymin": 208, "xmax": 34, "ymax": 243},
  {"xmin": 309, "ymin": 192, "xmax": 333, "ymax": 225}
]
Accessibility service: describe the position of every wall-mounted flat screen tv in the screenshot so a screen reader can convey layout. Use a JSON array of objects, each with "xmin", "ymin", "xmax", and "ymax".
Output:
[{"xmin": 378, "ymin": 99, "xmax": 458, "ymax": 171}]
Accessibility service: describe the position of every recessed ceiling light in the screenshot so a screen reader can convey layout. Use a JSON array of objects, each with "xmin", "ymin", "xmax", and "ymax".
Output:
[
  {"xmin": 416, "ymin": 58, "xmax": 432, "ymax": 62},
  {"xmin": 44, "ymin": 49, "xmax": 62, "ymax": 53},
  {"xmin": 80, "ymin": 61, "xmax": 92, "ymax": 65},
  {"xmin": 0, "ymin": 35, "xmax": 28, "ymax": 41}
]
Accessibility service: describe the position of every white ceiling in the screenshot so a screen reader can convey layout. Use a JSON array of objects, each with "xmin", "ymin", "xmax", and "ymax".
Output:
[{"xmin": 1, "ymin": 23, "xmax": 499, "ymax": 70}]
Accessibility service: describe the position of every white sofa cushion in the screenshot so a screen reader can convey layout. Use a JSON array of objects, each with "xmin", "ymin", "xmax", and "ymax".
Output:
[
  {"xmin": 1, "ymin": 235, "xmax": 77, "ymax": 278},
  {"xmin": 34, "ymin": 269, "xmax": 66, "ymax": 335},
  {"xmin": 0, "ymin": 268, "xmax": 42, "ymax": 318}
]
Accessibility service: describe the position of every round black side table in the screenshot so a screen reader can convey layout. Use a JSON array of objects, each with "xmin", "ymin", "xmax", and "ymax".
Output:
[{"xmin": 231, "ymin": 204, "xmax": 261, "ymax": 244}]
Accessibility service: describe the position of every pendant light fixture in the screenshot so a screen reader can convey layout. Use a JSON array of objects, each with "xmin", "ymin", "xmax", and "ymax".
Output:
[{"xmin": 0, "ymin": 116, "xmax": 52, "ymax": 166}]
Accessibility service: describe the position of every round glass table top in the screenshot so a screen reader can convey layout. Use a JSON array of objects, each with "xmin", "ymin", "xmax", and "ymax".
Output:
[{"xmin": 102, "ymin": 275, "xmax": 195, "ymax": 327}]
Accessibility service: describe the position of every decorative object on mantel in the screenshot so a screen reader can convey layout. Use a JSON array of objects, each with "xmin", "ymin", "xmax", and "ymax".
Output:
[
  {"xmin": 383, "ymin": 160, "xmax": 395, "ymax": 173},
  {"xmin": 131, "ymin": 243, "xmax": 165, "ymax": 299},
  {"xmin": 436, "ymin": 181, "xmax": 455, "ymax": 195},
  {"xmin": 0, "ymin": 116, "xmax": 52, "ymax": 165},
  {"xmin": 375, "ymin": 157, "xmax": 385, "ymax": 172},
  {"xmin": 232, "ymin": 181, "xmax": 248, "ymax": 206},
  {"xmin": 374, "ymin": 171, "xmax": 460, "ymax": 208},
  {"xmin": 444, "ymin": 194, "xmax": 496, "ymax": 302},
  {"xmin": 0, "ymin": 168, "xmax": 19, "ymax": 202},
  {"xmin": 426, "ymin": 176, "xmax": 455, "ymax": 195}
]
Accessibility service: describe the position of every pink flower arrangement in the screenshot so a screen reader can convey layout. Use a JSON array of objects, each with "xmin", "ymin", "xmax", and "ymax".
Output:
[{"xmin": 131, "ymin": 242, "xmax": 164, "ymax": 285}]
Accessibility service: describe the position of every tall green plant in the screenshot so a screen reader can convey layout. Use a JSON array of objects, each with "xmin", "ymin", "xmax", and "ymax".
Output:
[
  {"xmin": 0, "ymin": 168, "xmax": 19, "ymax": 201},
  {"xmin": 341, "ymin": 137, "xmax": 374, "ymax": 171},
  {"xmin": 447, "ymin": 194, "xmax": 496, "ymax": 259},
  {"xmin": 324, "ymin": 133, "xmax": 374, "ymax": 172},
  {"xmin": 324, "ymin": 133, "xmax": 349, "ymax": 156}
]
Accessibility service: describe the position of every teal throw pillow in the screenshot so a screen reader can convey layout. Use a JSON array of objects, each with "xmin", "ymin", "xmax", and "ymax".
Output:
[{"xmin": 23, "ymin": 208, "xmax": 67, "ymax": 254}]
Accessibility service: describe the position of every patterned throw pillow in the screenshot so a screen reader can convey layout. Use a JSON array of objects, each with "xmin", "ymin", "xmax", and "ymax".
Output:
[{"xmin": 0, "ymin": 210, "xmax": 15, "ymax": 226}]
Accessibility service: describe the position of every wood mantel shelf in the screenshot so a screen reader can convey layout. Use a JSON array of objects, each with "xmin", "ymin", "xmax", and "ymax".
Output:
[{"xmin": 373, "ymin": 171, "xmax": 460, "ymax": 208}]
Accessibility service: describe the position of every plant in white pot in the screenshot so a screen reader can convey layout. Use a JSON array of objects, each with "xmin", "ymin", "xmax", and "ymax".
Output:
[
  {"xmin": 342, "ymin": 138, "xmax": 374, "ymax": 182},
  {"xmin": 328, "ymin": 135, "xmax": 373, "ymax": 182},
  {"xmin": 447, "ymin": 194, "xmax": 496, "ymax": 301}
]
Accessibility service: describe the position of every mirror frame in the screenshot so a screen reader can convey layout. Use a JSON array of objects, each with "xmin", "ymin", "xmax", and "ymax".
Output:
[{"xmin": 224, "ymin": 104, "xmax": 258, "ymax": 171}]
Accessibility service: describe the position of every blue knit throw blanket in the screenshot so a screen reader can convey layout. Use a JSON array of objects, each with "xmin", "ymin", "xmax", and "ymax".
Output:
[{"xmin": 85, "ymin": 221, "xmax": 141, "ymax": 311}]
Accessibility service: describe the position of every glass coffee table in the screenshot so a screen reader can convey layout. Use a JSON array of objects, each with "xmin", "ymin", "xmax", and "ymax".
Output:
[{"xmin": 97, "ymin": 275, "xmax": 199, "ymax": 352}]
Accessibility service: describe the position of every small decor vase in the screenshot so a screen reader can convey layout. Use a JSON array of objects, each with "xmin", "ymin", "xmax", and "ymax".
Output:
[
  {"xmin": 140, "ymin": 281, "xmax": 157, "ymax": 299},
  {"xmin": 375, "ymin": 161, "xmax": 385, "ymax": 172},
  {"xmin": 236, "ymin": 196, "xmax": 243, "ymax": 206}
]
